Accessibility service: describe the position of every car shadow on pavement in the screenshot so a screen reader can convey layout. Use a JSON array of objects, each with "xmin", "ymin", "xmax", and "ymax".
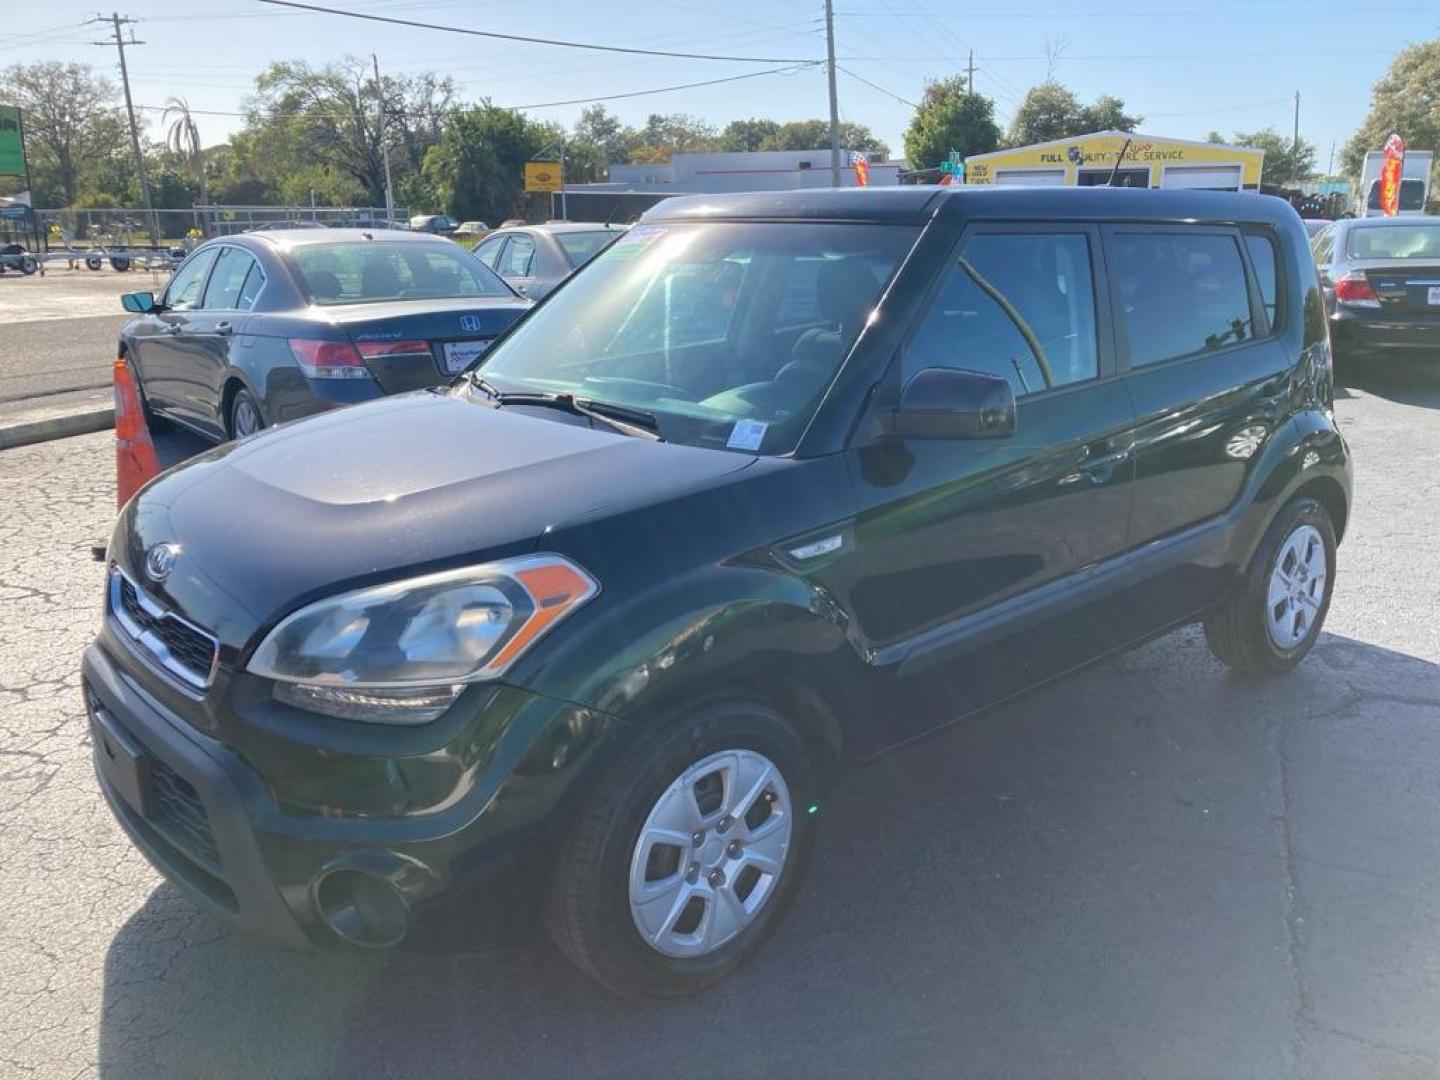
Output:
[
  {"xmin": 1336, "ymin": 365, "xmax": 1440, "ymax": 408},
  {"xmin": 97, "ymin": 629, "xmax": 1440, "ymax": 1080}
]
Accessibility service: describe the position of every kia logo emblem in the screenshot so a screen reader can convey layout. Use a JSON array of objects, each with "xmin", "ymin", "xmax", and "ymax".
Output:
[
  {"xmin": 459, "ymin": 315, "xmax": 482, "ymax": 333},
  {"xmin": 144, "ymin": 543, "xmax": 180, "ymax": 582}
]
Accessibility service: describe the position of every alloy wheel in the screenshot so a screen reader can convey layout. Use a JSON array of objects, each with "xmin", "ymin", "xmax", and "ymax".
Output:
[
  {"xmin": 628, "ymin": 749, "xmax": 793, "ymax": 959},
  {"xmin": 1266, "ymin": 523, "xmax": 1327, "ymax": 649}
]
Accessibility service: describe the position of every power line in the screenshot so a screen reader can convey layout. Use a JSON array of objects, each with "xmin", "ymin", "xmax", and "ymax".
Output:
[
  {"xmin": 254, "ymin": 0, "xmax": 818, "ymax": 63},
  {"xmin": 836, "ymin": 65, "xmax": 916, "ymax": 108},
  {"xmin": 130, "ymin": 62, "xmax": 819, "ymax": 121}
]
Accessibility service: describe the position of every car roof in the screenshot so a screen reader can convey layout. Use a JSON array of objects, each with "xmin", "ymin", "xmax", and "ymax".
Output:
[
  {"xmin": 1344, "ymin": 215, "xmax": 1440, "ymax": 229},
  {"xmin": 491, "ymin": 222, "xmax": 626, "ymax": 235},
  {"xmin": 643, "ymin": 185, "xmax": 1304, "ymax": 228},
  {"xmin": 235, "ymin": 227, "xmax": 453, "ymax": 252}
]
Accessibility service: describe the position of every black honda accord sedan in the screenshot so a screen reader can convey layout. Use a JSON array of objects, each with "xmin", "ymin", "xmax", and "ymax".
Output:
[
  {"xmin": 118, "ymin": 228, "xmax": 530, "ymax": 441},
  {"xmin": 87, "ymin": 187, "xmax": 1350, "ymax": 997}
]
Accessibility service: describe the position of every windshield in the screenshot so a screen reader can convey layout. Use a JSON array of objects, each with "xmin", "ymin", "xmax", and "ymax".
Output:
[
  {"xmin": 290, "ymin": 241, "xmax": 512, "ymax": 305},
  {"xmin": 1347, "ymin": 222, "xmax": 1440, "ymax": 260},
  {"xmin": 476, "ymin": 220, "xmax": 919, "ymax": 454}
]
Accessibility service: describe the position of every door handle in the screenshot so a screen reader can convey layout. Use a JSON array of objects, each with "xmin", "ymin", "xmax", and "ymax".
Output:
[
  {"xmin": 1077, "ymin": 444, "xmax": 1132, "ymax": 482},
  {"xmin": 164, "ymin": 324, "xmax": 182, "ymax": 335},
  {"xmin": 215, "ymin": 321, "xmax": 233, "ymax": 335}
]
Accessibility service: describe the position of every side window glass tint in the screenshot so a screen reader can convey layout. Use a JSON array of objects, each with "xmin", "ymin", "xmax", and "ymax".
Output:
[
  {"xmin": 904, "ymin": 232, "xmax": 1099, "ymax": 397},
  {"xmin": 475, "ymin": 237, "xmax": 504, "ymax": 269},
  {"xmin": 164, "ymin": 248, "xmax": 219, "ymax": 311},
  {"xmin": 236, "ymin": 262, "xmax": 265, "ymax": 310},
  {"xmin": 1112, "ymin": 232, "xmax": 1254, "ymax": 367},
  {"xmin": 1243, "ymin": 234, "xmax": 1279, "ymax": 328},
  {"xmin": 202, "ymin": 248, "xmax": 254, "ymax": 310},
  {"xmin": 501, "ymin": 235, "xmax": 535, "ymax": 277}
]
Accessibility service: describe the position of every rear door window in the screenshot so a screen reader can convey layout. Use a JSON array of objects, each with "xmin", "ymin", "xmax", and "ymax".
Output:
[
  {"xmin": 555, "ymin": 231, "xmax": 619, "ymax": 267},
  {"xmin": 1110, "ymin": 231, "xmax": 1255, "ymax": 367},
  {"xmin": 203, "ymin": 247, "xmax": 258, "ymax": 310},
  {"xmin": 904, "ymin": 231, "xmax": 1100, "ymax": 397},
  {"xmin": 500, "ymin": 235, "xmax": 536, "ymax": 277},
  {"xmin": 474, "ymin": 235, "xmax": 505, "ymax": 270}
]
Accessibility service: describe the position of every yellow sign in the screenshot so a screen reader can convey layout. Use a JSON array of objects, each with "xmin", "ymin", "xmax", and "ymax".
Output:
[
  {"xmin": 964, "ymin": 132, "xmax": 1265, "ymax": 190},
  {"xmin": 525, "ymin": 161, "xmax": 563, "ymax": 193}
]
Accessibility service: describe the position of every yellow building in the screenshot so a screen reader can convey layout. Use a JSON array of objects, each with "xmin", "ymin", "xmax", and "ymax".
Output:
[{"xmin": 965, "ymin": 131, "xmax": 1265, "ymax": 191}]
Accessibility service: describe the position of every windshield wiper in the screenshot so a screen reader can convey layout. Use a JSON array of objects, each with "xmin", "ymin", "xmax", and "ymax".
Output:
[{"xmin": 469, "ymin": 376, "xmax": 662, "ymax": 442}]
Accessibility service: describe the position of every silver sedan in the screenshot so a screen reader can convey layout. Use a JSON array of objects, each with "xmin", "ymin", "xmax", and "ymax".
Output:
[{"xmin": 471, "ymin": 222, "xmax": 625, "ymax": 299}]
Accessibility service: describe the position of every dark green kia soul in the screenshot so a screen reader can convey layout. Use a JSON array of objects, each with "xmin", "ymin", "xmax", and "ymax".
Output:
[{"xmin": 85, "ymin": 187, "xmax": 1351, "ymax": 996}]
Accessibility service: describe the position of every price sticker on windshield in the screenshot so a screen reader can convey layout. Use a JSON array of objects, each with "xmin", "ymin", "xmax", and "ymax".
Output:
[
  {"xmin": 727, "ymin": 419, "xmax": 768, "ymax": 452},
  {"xmin": 1428, "ymin": 285, "xmax": 1440, "ymax": 306}
]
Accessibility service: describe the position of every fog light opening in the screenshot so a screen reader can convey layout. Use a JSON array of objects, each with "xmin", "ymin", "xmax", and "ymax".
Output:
[{"xmin": 315, "ymin": 869, "xmax": 410, "ymax": 949}]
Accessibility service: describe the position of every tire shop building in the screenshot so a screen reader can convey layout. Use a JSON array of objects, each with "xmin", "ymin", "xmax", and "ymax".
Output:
[{"xmin": 964, "ymin": 131, "xmax": 1265, "ymax": 192}]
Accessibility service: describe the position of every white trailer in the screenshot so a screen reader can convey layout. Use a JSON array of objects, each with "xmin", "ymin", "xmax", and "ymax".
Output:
[{"xmin": 1358, "ymin": 149, "xmax": 1433, "ymax": 217}]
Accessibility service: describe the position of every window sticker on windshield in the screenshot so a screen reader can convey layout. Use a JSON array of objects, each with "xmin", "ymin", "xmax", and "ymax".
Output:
[{"xmin": 726, "ymin": 419, "xmax": 768, "ymax": 451}]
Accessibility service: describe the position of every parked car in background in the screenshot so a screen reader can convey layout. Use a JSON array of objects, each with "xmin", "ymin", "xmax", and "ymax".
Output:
[
  {"xmin": 408, "ymin": 214, "xmax": 460, "ymax": 234},
  {"xmin": 471, "ymin": 222, "xmax": 626, "ymax": 298},
  {"xmin": 1358, "ymin": 149, "xmax": 1433, "ymax": 217},
  {"xmin": 117, "ymin": 228, "xmax": 530, "ymax": 442},
  {"xmin": 90, "ymin": 187, "xmax": 1348, "ymax": 998},
  {"xmin": 452, "ymin": 220, "xmax": 490, "ymax": 239},
  {"xmin": 1312, "ymin": 215, "xmax": 1440, "ymax": 371}
]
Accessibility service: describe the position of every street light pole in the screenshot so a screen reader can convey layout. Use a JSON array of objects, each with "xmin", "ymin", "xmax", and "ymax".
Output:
[
  {"xmin": 373, "ymin": 54, "xmax": 395, "ymax": 226},
  {"xmin": 824, "ymin": 0, "xmax": 841, "ymax": 186}
]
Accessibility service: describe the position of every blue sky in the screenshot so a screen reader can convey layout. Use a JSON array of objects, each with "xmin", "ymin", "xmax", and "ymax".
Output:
[{"xmin": 5, "ymin": 0, "xmax": 1435, "ymax": 168}]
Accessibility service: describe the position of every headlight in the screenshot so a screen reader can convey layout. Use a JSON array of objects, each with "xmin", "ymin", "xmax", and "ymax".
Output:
[{"xmin": 248, "ymin": 555, "xmax": 598, "ymax": 724}]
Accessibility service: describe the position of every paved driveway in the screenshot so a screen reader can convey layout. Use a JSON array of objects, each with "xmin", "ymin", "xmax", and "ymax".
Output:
[{"xmin": 1, "ymin": 374, "xmax": 1438, "ymax": 1079}]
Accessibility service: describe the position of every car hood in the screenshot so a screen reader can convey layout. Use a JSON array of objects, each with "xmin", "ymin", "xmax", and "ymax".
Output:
[{"xmin": 114, "ymin": 390, "xmax": 755, "ymax": 650}]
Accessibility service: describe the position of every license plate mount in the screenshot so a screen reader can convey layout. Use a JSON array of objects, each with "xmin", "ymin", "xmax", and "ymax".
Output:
[{"xmin": 91, "ymin": 701, "xmax": 151, "ymax": 816}]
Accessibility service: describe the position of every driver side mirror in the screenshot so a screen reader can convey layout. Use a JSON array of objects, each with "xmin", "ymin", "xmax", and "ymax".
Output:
[
  {"xmin": 884, "ymin": 367, "xmax": 1017, "ymax": 440},
  {"xmin": 120, "ymin": 291, "xmax": 158, "ymax": 314}
]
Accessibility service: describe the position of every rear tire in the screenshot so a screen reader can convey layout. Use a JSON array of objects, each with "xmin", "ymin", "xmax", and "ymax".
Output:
[
  {"xmin": 1204, "ymin": 496, "xmax": 1336, "ymax": 676},
  {"xmin": 227, "ymin": 387, "xmax": 265, "ymax": 440},
  {"xmin": 546, "ymin": 700, "xmax": 819, "ymax": 998},
  {"xmin": 85, "ymin": 254, "xmax": 103, "ymax": 272}
]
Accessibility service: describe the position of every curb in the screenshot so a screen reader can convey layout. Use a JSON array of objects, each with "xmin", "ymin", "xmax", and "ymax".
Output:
[{"xmin": 0, "ymin": 409, "xmax": 115, "ymax": 451}]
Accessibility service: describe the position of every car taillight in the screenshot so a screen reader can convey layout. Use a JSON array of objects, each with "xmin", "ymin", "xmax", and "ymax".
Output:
[
  {"xmin": 1334, "ymin": 273, "xmax": 1380, "ymax": 308},
  {"xmin": 288, "ymin": 339, "xmax": 371, "ymax": 380},
  {"xmin": 355, "ymin": 341, "xmax": 433, "ymax": 361}
]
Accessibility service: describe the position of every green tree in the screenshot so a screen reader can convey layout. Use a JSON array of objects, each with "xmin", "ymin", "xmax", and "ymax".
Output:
[
  {"xmin": 573, "ymin": 105, "xmax": 636, "ymax": 162},
  {"xmin": 423, "ymin": 103, "xmax": 546, "ymax": 225},
  {"xmin": 1007, "ymin": 81, "xmax": 1141, "ymax": 146},
  {"xmin": 626, "ymin": 113, "xmax": 721, "ymax": 162},
  {"xmin": 0, "ymin": 61, "xmax": 126, "ymax": 205},
  {"xmin": 721, "ymin": 118, "xmax": 781, "ymax": 152},
  {"xmin": 235, "ymin": 57, "xmax": 453, "ymax": 208},
  {"xmin": 1340, "ymin": 40, "xmax": 1440, "ymax": 189},
  {"xmin": 1230, "ymin": 128, "xmax": 1318, "ymax": 186},
  {"xmin": 903, "ymin": 76, "xmax": 1001, "ymax": 171},
  {"xmin": 757, "ymin": 120, "xmax": 888, "ymax": 157}
]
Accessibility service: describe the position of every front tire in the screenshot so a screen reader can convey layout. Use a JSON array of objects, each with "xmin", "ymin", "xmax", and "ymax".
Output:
[
  {"xmin": 1204, "ymin": 496, "xmax": 1336, "ymax": 676},
  {"xmin": 546, "ymin": 700, "xmax": 819, "ymax": 997}
]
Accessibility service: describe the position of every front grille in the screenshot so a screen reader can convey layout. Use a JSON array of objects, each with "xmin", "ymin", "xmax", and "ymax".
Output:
[
  {"xmin": 109, "ymin": 567, "xmax": 219, "ymax": 690},
  {"xmin": 147, "ymin": 756, "xmax": 223, "ymax": 877}
]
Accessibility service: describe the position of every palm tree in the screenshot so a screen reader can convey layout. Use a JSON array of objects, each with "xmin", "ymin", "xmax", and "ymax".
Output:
[{"xmin": 162, "ymin": 96, "xmax": 206, "ymax": 207}]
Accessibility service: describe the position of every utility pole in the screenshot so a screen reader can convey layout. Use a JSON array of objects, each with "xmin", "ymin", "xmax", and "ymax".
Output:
[
  {"xmin": 1327, "ymin": 138, "xmax": 1336, "ymax": 179},
  {"xmin": 967, "ymin": 50, "xmax": 976, "ymax": 95},
  {"xmin": 824, "ymin": 0, "xmax": 841, "ymax": 186},
  {"xmin": 1292, "ymin": 90, "xmax": 1301, "ymax": 184},
  {"xmin": 372, "ymin": 54, "xmax": 395, "ymax": 226},
  {"xmin": 91, "ymin": 14, "xmax": 158, "ymax": 245}
]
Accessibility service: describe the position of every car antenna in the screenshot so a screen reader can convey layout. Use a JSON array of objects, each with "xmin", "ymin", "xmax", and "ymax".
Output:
[
  {"xmin": 1106, "ymin": 137, "xmax": 1133, "ymax": 187},
  {"xmin": 604, "ymin": 204, "xmax": 619, "ymax": 228}
]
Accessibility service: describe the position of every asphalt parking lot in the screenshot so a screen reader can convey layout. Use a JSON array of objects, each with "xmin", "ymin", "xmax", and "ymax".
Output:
[
  {"xmin": 0, "ymin": 270, "xmax": 149, "ymax": 405},
  {"xmin": 1, "ymin": 371, "xmax": 1438, "ymax": 1079}
]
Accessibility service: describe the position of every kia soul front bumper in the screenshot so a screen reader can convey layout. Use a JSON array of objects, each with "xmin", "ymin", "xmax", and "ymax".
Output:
[{"xmin": 83, "ymin": 641, "xmax": 598, "ymax": 950}]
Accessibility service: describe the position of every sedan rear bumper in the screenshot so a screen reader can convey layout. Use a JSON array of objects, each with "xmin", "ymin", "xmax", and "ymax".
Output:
[{"xmin": 1331, "ymin": 309, "xmax": 1440, "ymax": 356}]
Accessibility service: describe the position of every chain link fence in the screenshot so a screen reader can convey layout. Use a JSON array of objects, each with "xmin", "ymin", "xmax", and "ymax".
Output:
[{"xmin": 32, "ymin": 205, "xmax": 410, "ymax": 253}]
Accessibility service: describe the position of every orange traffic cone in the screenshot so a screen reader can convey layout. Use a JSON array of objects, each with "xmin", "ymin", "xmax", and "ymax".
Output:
[{"xmin": 114, "ymin": 357, "xmax": 161, "ymax": 510}]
